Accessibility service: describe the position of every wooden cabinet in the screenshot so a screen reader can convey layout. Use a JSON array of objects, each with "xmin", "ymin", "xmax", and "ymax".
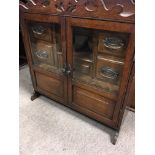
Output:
[
  {"xmin": 126, "ymin": 62, "xmax": 135, "ymax": 111},
  {"xmin": 19, "ymin": 26, "xmax": 27, "ymax": 67},
  {"xmin": 20, "ymin": 0, "xmax": 135, "ymax": 145}
]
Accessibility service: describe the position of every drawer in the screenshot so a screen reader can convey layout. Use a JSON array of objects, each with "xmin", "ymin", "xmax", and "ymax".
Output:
[
  {"xmin": 74, "ymin": 60, "xmax": 93, "ymax": 75},
  {"xmin": 31, "ymin": 40, "xmax": 55, "ymax": 66},
  {"xmin": 30, "ymin": 23, "xmax": 51, "ymax": 42},
  {"xmin": 96, "ymin": 55, "xmax": 124, "ymax": 85},
  {"xmin": 35, "ymin": 72, "xmax": 64, "ymax": 98},
  {"xmin": 73, "ymin": 86, "xmax": 116, "ymax": 119},
  {"xmin": 98, "ymin": 32, "xmax": 129, "ymax": 58},
  {"xmin": 74, "ymin": 52, "xmax": 93, "ymax": 76}
]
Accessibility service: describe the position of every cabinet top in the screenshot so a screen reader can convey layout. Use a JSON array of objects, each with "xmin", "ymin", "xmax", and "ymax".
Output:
[{"xmin": 19, "ymin": 0, "xmax": 135, "ymax": 23}]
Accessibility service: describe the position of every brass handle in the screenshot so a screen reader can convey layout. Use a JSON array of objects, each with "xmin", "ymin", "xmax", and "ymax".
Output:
[
  {"xmin": 103, "ymin": 37, "xmax": 124, "ymax": 50},
  {"xmin": 32, "ymin": 25, "xmax": 47, "ymax": 35},
  {"xmin": 35, "ymin": 50, "xmax": 48, "ymax": 59},
  {"xmin": 100, "ymin": 67, "xmax": 119, "ymax": 79}
]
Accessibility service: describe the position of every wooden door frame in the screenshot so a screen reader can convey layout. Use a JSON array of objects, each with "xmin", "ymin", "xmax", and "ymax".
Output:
[
  {"xmin": 125, "ymin": 61, "xmax": 135, "ymax": 112},
  {"xmin": 20, "ymin": 13, "xmax": 68, "ymax": 105},
  {"xmin": 66, "ymin": 17, "xmax": 135, "ymax": 129}
]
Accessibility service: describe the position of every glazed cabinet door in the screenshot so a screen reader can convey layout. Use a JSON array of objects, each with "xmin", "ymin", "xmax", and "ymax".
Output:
[
  {"xmin": 66, "ymin": 18, "xmax": 134, "ymax": 129},
  {"xmin": 21, "ymin": 15, "xmax": 68, "ymax": 104}
]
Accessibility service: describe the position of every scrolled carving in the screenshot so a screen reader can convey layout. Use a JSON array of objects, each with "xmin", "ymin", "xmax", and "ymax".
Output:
[
  {"xmin": 70, "ymin": 0, "xmax": 134, "ymax": 20},
  {"xmin": 54, "ymin": 0, "xmax": 77, "ymax": 13},
  {"xmin": 66, "ymin": 2, "xmax": 77, "ymax": 12},
  {"xmin": 55, "ymin": 1, "xmax": 65, "ymax": 12},
  {"xmin": 99, "ymin": 0, "xmax": 124, "ymax": 16},
  {"xmin": 28, "ymin": 0, "xmax": 37, "ymax": 6},
  {"xmin": 19, "ymin": 0, "xmax": 51, "ymax": 12},
  {"xmin": 84, "ymin": 0, "xmax": 97, "ymax": 12},
  {"xmin": 19, "ymin": 0, "xmax": 135, "ymax": 22},
  {"xmin": 131, "ymin": 0, "xmax": 135, "ymax": 5},
  {"xmin": 100, "ymin": 0, "xmax": 109, "ymax": 11},
  {"xmin": 74, "ymin": 0, "xmax": 80, "ymax": 2},
  {"xmin": 19, "ymin": 2, "xmax": 29, "ymax": 10}
]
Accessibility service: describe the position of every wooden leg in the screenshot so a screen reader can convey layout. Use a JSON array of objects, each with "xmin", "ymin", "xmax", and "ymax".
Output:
[
  {"xmin": 31, "ymin": 91, "xmax": 40, "ymax": 101},
  {"xmin": 111, "ymin": 131, "xmax": 119, "ymax": 145}
]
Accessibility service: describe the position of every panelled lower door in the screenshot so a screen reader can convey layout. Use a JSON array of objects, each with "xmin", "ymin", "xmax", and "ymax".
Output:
[
  {"xmin": 67, "ymin": 18, "xmax": 134, "ymax": 128},
  {"xmin": 24, "ymin": 15, "xmax": 68, "ymax": 104}
]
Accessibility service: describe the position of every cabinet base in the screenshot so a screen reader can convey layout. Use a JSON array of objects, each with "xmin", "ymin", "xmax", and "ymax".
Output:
[
  {"xmin": 31, "ymin": 91, "xmax": 40, "ymax": 101},
  {"xmin": 31, "ymin": 92, "xmax": 120, "ymax": 144},
  {"xmin": 111, "ymin": 131, "xmax": 119, "ymax": 145}
]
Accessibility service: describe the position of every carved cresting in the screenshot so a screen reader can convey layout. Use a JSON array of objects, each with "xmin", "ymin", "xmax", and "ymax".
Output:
[{"xmin": 19, "ymin": 0, "xmax": 135, "ymax": 22}]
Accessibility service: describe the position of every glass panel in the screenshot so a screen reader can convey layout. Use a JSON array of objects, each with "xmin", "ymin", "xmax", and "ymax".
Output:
[
  {"xmin": 29, "ymin": 22, "xmax": 63, "ymax": 74},
  {"xmin": 72, "ymin": 27, "xmax": 129, "ymax": 96}
]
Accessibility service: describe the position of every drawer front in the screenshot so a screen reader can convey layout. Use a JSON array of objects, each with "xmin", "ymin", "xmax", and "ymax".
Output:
[
  {"xmin": 30, "ymin": 23, "xmax": 51, "ymax": 42},
  {"xmin": 74, "ymin": 60, "xmax": 92, "ymax": 75},
  {"xmin": 98, "ymin": 32, "xmax": 129, "ymax": 58},
  {"xmin": 32, "ymin": 40, "xmax": 55, "ymax": 66},
  {"xmin": 96, "ymin": 56, "xmax": 124, "ymax": 85},
  {"xmin": 35, "ymin": 72, "xmax": 64, "ymax": 98},
  {"xmin": 73, "ymin": 86, "xmax": 116, "ymax": 119}
]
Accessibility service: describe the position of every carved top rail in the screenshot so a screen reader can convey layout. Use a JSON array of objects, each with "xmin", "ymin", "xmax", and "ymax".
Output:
[{"xmin": 19, "ymin": 0, "xmax": 135, "ymax": 23}]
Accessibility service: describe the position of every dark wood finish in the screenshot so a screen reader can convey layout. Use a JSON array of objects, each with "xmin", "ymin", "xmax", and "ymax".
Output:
[
  {"xmin": 96, "ymin": 55, "xmax": 124, "ymax": 88},
  {"xmin": 31, "ymin": 91, "xmax": 40, "ymax": 101},
  {"xmin": 66, "ymin": 17, "xmax": 134, "ymax": 128},
  {"xmin": 73, "ymin": 86, "xmax": 116, "ymax": 119},
  {"xmin": 35, "ymin": 71, "xmax": 64, "ymax": 98},
  {"xmin": 19, "ymin": 26, "xmax": 27, "ymax": 67},
  {"xmin": 20, "ymin": 0, "xmax": 135, "ymax": 145},
  {"xmin": 126, "ymin": 62, "xmax": 135, "ymax": 111},
  {"xmin": 19, "ymin": 0, "xmax": 134, "ymax": 23}
]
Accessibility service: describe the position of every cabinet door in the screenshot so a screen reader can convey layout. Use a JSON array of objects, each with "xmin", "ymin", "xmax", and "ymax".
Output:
[
  {"xmin": 66, "ymin": 18, "xmax": 134, "ymax": 128},
  {"xmin": 22, "ymin": 15, "xmax": 68, "ymax": 104}
]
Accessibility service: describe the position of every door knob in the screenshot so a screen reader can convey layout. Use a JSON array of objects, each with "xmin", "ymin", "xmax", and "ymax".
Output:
[
  {"xmin": 61, "ymin": 64, "xmax": 72, "ymax": 76},
  {"xmin": 62, "ymin": 64, "xmax": 67, "ymax": 75}
]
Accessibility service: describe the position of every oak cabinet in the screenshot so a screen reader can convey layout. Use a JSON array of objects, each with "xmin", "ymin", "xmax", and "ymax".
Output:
[
  {"xmin": 20, "ymin": 0, "xmax": 135, "ymax": 145},
  {"xmin": 19, "ymin": 26, "xmax": 27, "ymax": 67},
  {"xmin": 126, "ymin": 62, "xmax": 135, "ymax": 111}
]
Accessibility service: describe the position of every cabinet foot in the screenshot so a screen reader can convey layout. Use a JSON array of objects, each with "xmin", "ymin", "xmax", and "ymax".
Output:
[
  {"xmin": 111, "ymin": 131, "xmax": 119, "ymax": 145},
  {"xmin": 31, "ymin": 91, "xmax": 40, "ymax": 101}
]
